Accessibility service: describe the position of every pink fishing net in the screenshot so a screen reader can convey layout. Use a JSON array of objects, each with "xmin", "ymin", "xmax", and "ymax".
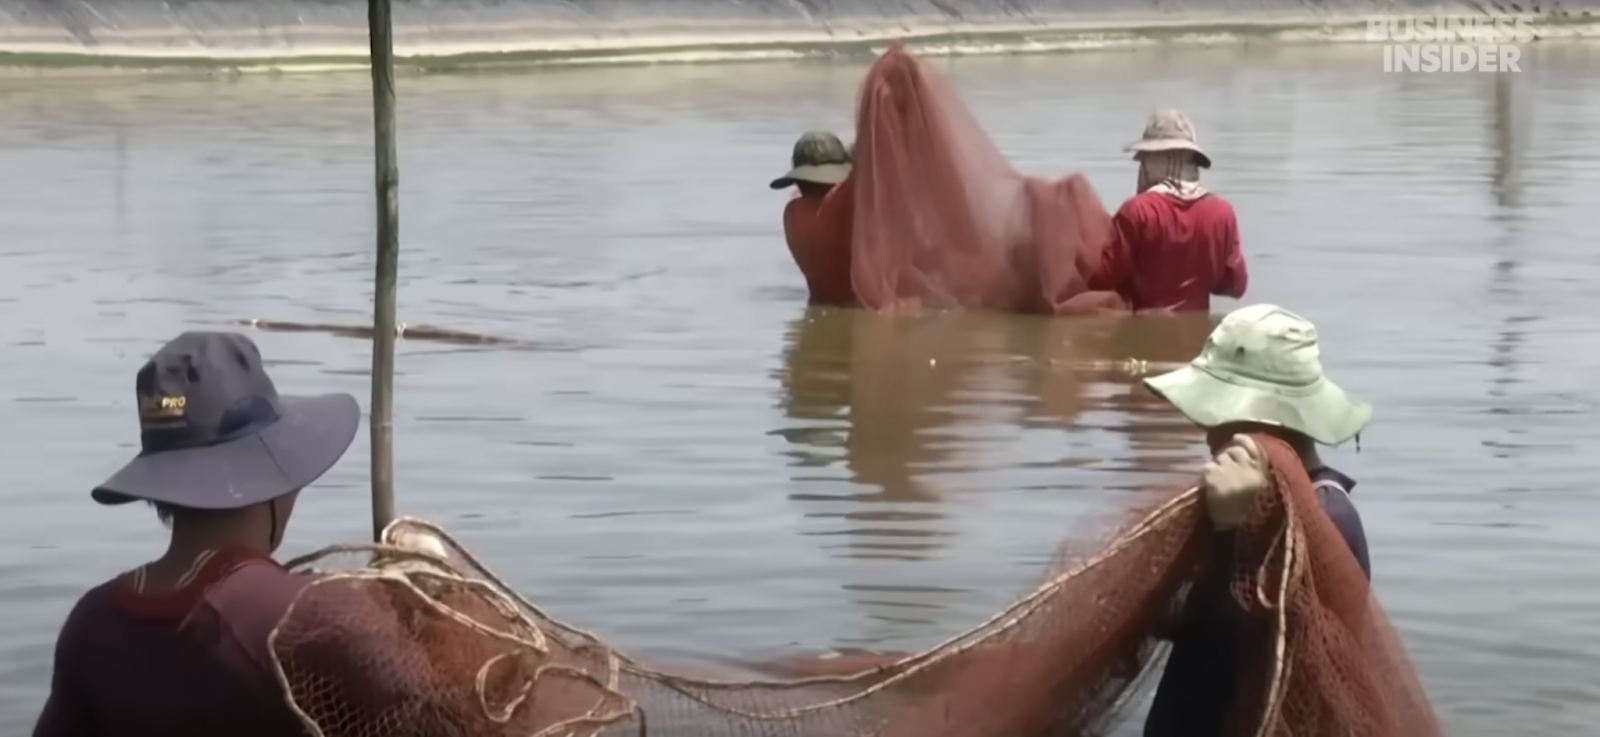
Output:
[{"xmin": 849, "ymin": 45, "xmax": 1125, "ymax": 314}]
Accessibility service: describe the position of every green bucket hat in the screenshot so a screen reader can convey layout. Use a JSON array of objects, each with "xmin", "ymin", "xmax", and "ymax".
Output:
[
  {"xmin": 770, "ymin": 130, "xmax": 851, "ymax": 190},
  {"xmin": 1142, "ymin": 304, "xmax": 1370, "ymax": 446}
]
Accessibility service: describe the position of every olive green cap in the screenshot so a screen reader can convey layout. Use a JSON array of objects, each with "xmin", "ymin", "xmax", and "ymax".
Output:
[{"xmin": 770, "ymin": 130, "xmax": 852, "ymax": 190}]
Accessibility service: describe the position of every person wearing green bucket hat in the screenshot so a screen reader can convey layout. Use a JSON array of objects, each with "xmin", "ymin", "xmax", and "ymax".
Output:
[{"xmin": 1140, "ymin": 303, "xmax": 1374, "ymax": 737}]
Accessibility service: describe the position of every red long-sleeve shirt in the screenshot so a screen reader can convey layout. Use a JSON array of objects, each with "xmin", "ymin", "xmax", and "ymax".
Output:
[
  {"xmin": 781, "ymin": 179, "xmax": 858, "ymax": 308},
  {"xmin": 1088, "ymin": 190, "xmax": 1247, "ymax": 313}
]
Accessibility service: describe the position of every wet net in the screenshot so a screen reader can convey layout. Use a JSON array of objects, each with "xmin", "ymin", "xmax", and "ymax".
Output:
[
  {"xmin": 267, "ymin": 432, "xmax": 1441, "ymax": 737},
  {"xmin": 849, "ymin": 44, "xmax": 1125, "ymax": 315}
]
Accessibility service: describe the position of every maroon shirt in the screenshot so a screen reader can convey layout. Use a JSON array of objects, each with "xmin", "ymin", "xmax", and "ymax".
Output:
[
  {"xmin": 1088, "ymin": 190, "xmax": 1247, "ymax": 312},
  {"xmin": 33, "ymin": 550, "xmax": 315, "ymax": 737}
]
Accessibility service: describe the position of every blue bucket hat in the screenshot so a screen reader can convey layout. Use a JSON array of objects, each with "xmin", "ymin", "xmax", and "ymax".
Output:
[{"xmin": 91, "ymin": 331, "xmax": 360, "ymax": 509}]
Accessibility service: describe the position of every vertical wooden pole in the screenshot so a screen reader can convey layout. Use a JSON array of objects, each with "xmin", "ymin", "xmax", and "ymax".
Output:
[{"xmin": 367, "ymin": 0, "xmax": 399, "ymax": 541}]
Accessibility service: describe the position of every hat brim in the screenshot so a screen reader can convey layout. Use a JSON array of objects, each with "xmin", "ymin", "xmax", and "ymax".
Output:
[
  {"xmin": 1143, "ymin": 364, "xmax": 1370, "ymax": 447},
  {"xmin": 1126, "ymin": 140, "xmax": 1212, "ymax": 169},
  {"xmin": 770, "ymin": 163, "xmax": 851, "ymax": 190},
  {"xmin": 91, "ymin": 393, "xmax": 361, "ymax": 508}
]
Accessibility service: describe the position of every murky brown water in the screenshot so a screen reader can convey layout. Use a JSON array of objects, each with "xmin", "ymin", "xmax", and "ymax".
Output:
[{"xmin": 2, "ymin": 41, "xmax": 1598, "ymax": 735}]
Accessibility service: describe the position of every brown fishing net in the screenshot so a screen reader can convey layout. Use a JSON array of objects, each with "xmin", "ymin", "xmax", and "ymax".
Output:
[
  {"xmin": 267, "ymin": 432, "xmax": 1441, "ymax": 737},
  {"xmin": 849, "ymin": 45, "xmax": 1125, "ymax": 315}
]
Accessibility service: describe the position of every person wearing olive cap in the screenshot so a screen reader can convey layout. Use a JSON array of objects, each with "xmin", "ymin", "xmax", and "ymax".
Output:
[
  {"xmin": 772, "ymin": 130, "xmax": 857, "ymax": 307},
  {"xmin": 1141, "ymin": 304, "xmax": 1372, "ymax": 737},
  {"xmin": 34, "ymin": 332, "xmax": 362, "ymax": 737}
]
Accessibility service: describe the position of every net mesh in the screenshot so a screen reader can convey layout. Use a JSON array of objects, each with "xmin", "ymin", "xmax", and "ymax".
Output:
[
  {"xmin": 849, "ymin": 44, "xmax": 1125, "ymax": 315},
  {"xmin": 267, "ymin": 433, "xmax": 1442, "ymax": 737}
]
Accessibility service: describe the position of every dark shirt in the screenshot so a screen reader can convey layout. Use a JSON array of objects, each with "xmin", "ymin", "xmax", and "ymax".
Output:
[
  {"xmin": 1143, "ymin": 467, "xmax": 1369, "ymax": 737},
  {"xmin": 33, "ymin": 553, "xmax": 315, "ymax": 737},
  {"xmin": 1087, "ymin": 191, "xmax": 1247, "ymax": 313}
]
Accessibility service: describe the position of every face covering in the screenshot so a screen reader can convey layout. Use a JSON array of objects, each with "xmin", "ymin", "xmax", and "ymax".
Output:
[{"xmin": 1136, "ymin": 152, "xmax": 1208, "ymax": 201}]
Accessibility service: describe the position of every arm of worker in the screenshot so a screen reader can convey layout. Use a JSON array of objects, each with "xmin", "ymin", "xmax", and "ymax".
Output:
[
  {"xmin": 1152, "ymin": 439, "xmax": 1256, "ymax": 640},
  {"xmin": 1315, "ymin": 481, "xmax": 1372, "ymax": 581},
  {"xmin": 1211, "ymin": 212, "xmax": 1247, "ymax": 298},
  {"xmin": 1087, "ymin": 200, "xmax": 1141, "ymax": 293},
  {"xmin": 1149, "ymin": 527, "xmax": 1243, "ymax": 646},
  {"xmin": 32, "ymin": 673, "xmax": 94, "ymax": 737},
  {"xmin": 33, "ymin": 602, "xmax": 98, "ymax": 737},
  {"xmin": 1158, "ymin": 475, "xmax": 1373, "ymax": 640}
]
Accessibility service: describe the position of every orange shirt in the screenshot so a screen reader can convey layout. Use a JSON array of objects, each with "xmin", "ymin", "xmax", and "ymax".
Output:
[{"xmin": 782, "ymin": 179, "xmax": 857, "ymax": 307}]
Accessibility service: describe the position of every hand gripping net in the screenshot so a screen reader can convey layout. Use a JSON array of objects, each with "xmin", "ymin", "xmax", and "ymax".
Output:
[
  {"xmin": 267, "ymin": 433, "xmax": 1441, "ymax": 737},
  {"xmin": 849, "ymin": 44, "xmax": 1126, "ymax": 315}
]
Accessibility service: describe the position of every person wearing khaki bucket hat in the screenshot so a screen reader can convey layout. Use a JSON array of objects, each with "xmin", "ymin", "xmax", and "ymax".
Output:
[
  {"xmin": 1086, "ymin": 109, "xmax": 1249, "ymax": 314},
  {"xmin": 1139, "ymin": 304, "xmax": 1374, "ymax": 737},
  {"xmin": 772, "ymin": 130, "xmax": 859, "ymax": 307}
]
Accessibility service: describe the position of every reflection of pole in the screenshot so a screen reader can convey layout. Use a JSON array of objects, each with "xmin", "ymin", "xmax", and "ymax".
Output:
[
  {"xmin": 367, "ymin": 0, "xmax": 399, "ymax": 540},
  {"xmin": 1490, "ymin": 72, "xmax": 1519, "ymax": 211},
  {"xmin": 114, "ymin": 122, "xmax": 127, "ymax": 243},
  {"xmin": 1486, "ymin": 71, "xmax": 1524, "ymax": 423}
]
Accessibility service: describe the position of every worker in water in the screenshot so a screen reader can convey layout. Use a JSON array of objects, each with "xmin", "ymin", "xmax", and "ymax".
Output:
[
  {"xmin": 772, "ymin": 130, "xmax": 856, "ymax": 308},
  {"xmin": 1141, "ymin": 303, "xmax": 1372, "ymax": 737},
  {"xmin": 1088, "ymin": 110, "xmax": 1247, "ymax": 313},
  {"xmin": 33, "ymin": 331, "xmax": 361, "ymax": 737}
]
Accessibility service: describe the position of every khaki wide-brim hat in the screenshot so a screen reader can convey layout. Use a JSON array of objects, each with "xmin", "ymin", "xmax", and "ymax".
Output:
[
  {"xmin": 1143, "ymin": 304, "xmax": 1370, "ymax": 446},
  {"xmin": 1124, "ymin": 109, "xmax": 1212, "ymax": 169}
]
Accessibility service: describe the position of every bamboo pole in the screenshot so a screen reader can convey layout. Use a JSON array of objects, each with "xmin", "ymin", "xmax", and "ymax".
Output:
[{"xmin": 367, "ymin": 0, "xmax": 399, "ymax": 541}]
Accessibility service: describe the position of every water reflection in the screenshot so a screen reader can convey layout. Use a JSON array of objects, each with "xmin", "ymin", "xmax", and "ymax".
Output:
[
  {"xmin": 774, "ymin": 308, "xmax": 1119, "ymax": 636},
  {"xmin": 113, "ymin": 120, "xmax": 127, "ymax": 242},
  {"xmin": 1090, "ymin": 313, "xmax": 1219, "ymax": 477},
  {"xmin": 771, "ymin": 307, "xmax": 1217, "ymax": 639},
  {"xmin": 1484, "ymin": 72, "xmax": 1531, "ymax": 459},
  {"xmin": 777, "ymin": 308, "xmax": 1120, "ymax": 505},
  {"xmin": 776, "ymin": 307, "xmax": 1219, "ymax": 514},
  {"xmin": 1489, "ymin": 73, "xmax": 1522, "ymax": 213}
]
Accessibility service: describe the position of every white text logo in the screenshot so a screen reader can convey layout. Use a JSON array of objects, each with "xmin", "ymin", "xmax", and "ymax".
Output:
[{"xmin": 1366, "ymin": 16, "xmax": 1536, "ymax": 73}]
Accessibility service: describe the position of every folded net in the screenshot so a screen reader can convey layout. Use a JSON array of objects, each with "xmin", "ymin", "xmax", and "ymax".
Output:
[
  {"xmin": 267, "ymin": 433, "xmax": 1442, "ymax": 737},
  {"xmin": 849, "ymin": 45, "xmax": 1125, "ymax": 315}
]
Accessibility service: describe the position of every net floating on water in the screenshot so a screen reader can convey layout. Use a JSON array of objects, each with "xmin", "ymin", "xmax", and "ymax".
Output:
[{"xmin": 266, "ymin": 435, "xmax": 1441, "ymax": 737}]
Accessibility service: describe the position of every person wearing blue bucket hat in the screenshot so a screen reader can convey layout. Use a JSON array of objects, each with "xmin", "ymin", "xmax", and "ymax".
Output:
[{"xmin": 34, "ymin": 331, "xmax": 360, "ymax": 737}]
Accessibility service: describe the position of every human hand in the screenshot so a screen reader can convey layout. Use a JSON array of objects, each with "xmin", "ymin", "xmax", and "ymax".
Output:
[{"xmin": 1202, "ymin": 435, "xmax": 1268, "ymax": 531}]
